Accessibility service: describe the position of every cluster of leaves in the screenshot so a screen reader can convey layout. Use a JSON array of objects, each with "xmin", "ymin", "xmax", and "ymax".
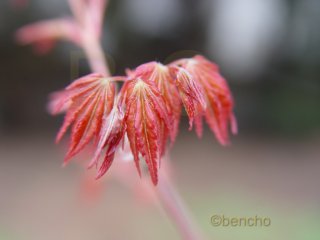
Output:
[{"xmin": 49, "ymin": 55, "xmax": 237, "ymax": 185}]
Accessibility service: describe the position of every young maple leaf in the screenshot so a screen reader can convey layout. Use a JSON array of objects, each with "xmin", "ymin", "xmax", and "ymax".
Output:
[
  {"xmin": 171, "ymin": 55, "xmax": 237, "ymax": 145},
  {"xmin": 48, "ymin": 73, "xmax": 116, "ymax": 164},
  {"xmin": 133, "ymin": 62, "xmax": 180, "ymax": 154},
  {"xmin": 88, "ymin": 103, "xmax": 126, "ymax": 179},
  {"xmin": 133, "ymin": 62, "xmax": 206, "ymax": 142},
  {"xmin": 169, "ymin": 66, "xmax": 207, "ymax": 129},
  {"xmin": 121, "ymin": 77, "xmax": 172, "ymax": 185}
]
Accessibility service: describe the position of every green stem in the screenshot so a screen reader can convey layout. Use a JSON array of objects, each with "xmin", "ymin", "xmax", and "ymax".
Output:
[{"xmin": 155, "ymin": 168, "xmax": 204, "ymax": 240}]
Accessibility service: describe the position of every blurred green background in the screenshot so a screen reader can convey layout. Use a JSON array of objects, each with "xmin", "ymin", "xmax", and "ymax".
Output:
[{"xmin": 0, "ymin": 0, "xmax": 319, "ymax": 240}]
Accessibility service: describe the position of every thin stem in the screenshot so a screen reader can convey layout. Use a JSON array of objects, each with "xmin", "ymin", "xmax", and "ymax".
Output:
[
  {"xmin": 155, "ymin": 172, "xmax": 204, "ymax": 240},
  {"xmin": 68, "ymin": 0, "xmax": 86, "ymax": 25},
  {"xmin": 68, "ymin": 0, "xmax": 111, "ymax": 77},
  {"xmin": 110, "ymin": 76, "xmax": 127, "ymax": 82},
  {"xmin": 81, "ymin": 32, "xmax": 110, "ymax": 77}
]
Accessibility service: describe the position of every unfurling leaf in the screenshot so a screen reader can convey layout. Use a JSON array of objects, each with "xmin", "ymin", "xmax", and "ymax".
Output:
[{"xmin": 122, "ymin": 77, "xmax": 171, "ymax": 185}]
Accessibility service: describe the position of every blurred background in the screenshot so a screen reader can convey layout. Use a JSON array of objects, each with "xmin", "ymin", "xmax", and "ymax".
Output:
[{"xmin": 0, "ymin": 0, "xmax": 320, "ymax": 239}]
